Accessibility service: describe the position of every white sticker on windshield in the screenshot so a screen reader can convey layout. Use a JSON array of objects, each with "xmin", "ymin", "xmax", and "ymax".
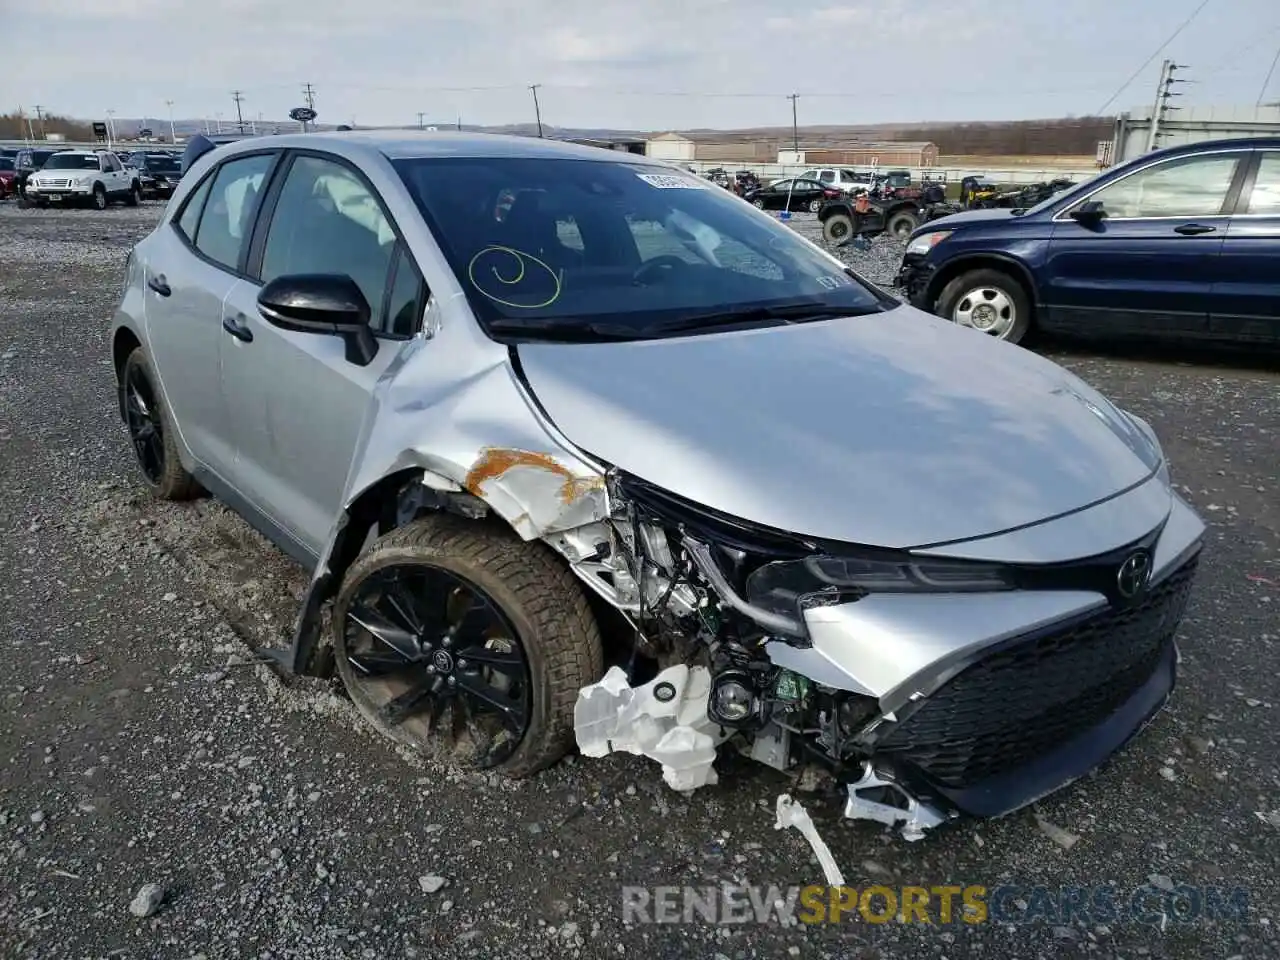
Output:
[{"xmin": 637, "ymin": 173, "xmax": 705, "ymax": 189}]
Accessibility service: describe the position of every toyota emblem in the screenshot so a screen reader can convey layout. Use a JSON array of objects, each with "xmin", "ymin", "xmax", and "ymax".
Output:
[{"xmin": 1116, "ymin": 550, "xmax": 1153, "ymax": 600}]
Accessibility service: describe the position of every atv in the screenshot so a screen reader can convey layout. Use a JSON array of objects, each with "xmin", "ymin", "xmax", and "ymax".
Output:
[{"xmin": 818, "ymin": 183, "xmax": 961, "ymax": 245}]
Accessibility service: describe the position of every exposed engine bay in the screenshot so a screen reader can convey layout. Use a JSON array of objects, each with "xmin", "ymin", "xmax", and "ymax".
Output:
[{"xmin": 551, "ymin": 470, "xmax": 951, "ymax": 840}]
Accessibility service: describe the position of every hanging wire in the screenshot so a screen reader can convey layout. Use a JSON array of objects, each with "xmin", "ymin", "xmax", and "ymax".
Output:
[
  {"xmin": 1093, "ymin": 0, "xmax": 1212, "ymax": 115},
  {"xmin": 1258, "ymin": 45, "xmax": 1280, "ymax": 106}
]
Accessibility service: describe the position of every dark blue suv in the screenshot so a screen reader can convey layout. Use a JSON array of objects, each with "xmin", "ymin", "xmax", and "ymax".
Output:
[{"xmin": 896, "ymin": 138, "xmax": 1280, "ymax": 346}]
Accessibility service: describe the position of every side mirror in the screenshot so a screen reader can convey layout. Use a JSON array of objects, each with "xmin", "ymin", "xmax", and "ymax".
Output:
[
  {"xmin": 1070, "ymin": 200, "xmax": 1107, "ymax": 222},
  {"xmin": 257, "ymin": 274, "xmax": 378, "ymax": 366}
]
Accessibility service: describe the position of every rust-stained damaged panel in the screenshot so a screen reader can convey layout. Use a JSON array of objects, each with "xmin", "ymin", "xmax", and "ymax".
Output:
[{"xmin": 465, "ymin": 447, "xmax": 606, "ymax": 506}]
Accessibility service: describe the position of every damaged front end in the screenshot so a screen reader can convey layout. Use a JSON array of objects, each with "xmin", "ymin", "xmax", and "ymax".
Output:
[
  {"xmin": 554, "ymin": 471, "xmax": 959, "ymax": 839},
  {"xmin": 558, "ymin": 470, "xmax": 1200, "ymax": 841}
]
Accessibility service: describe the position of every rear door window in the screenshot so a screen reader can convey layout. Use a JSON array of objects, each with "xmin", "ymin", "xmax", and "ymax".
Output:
[
  {"xmin": 175, "ymin": 175, "xmax": 214, "ymax": 242},
  {"xmin": 1245, "ymin": 153, "xmax": 1280, "ymax": 215},
  {"xmin": 192, "ymin": 153, "xmax": 275, "ymax": 272}
]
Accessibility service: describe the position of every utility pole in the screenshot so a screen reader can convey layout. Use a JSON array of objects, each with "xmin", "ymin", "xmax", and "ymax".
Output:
[
  {"xmin": 787, "ymin": 94, "xmax": 799, "ymax": 155},
  {"xmin": 165, "ymin": 99, "xmax": 176, "ymax": 143},
  {"xmin": 417, "ymin": 112, "xmax": 426, "ymax": 130},
  {"xmin": 529, "ymin": 84, "xmax": 544, "ymax": 137},
  {"xmin": 232, "ymin": 91, "xmax": 246, "ymax": 134},
  {"xmin": 457, "ymin": 115, "xmax": 462, "ymax": 131},
  {"xmin": 1146, "ymin": 60, "xmax": 1187, "ymax": 152},
  {"xmin": 33, "ymin": 104, "xmax": 46, "ymax": 139},
  {"xmin": 105, "ymin": 109, "xmax": 116, "ymax": 147},
  {"xmin": 303, "ymin": 82, "xmax": 316, "ymax": 111}
]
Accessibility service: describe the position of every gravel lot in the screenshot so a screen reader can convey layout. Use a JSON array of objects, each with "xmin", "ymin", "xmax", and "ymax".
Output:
[{"xmin": 1, "ymin": 201, "xmax": 1278, "ymax": 960}]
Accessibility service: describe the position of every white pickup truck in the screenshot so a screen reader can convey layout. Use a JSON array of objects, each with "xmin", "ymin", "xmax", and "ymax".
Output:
[{"xmin": 25, "ymin": 150, "xmax": 141, "ymax": 209}]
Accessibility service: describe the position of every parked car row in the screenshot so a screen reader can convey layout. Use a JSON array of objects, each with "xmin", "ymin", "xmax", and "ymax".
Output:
[{"xmin": 0, "ymin": 145, "xmax": 185, "ymax": 207}]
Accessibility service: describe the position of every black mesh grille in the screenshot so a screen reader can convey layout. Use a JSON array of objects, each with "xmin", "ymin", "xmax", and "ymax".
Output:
[{"xmin": 875, "ymin": 555, "xmax": 1198, "ymax": 789}]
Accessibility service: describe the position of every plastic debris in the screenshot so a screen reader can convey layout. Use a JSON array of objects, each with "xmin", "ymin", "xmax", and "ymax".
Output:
[
  {"xmin": 1034, "ymin": 814, "xmax": 1081, "ymax": 851},
  {"xmin": 774, "ymin": 794, "xmax": 846, "ymax": 887},
  {"xmin": 574, "ymin": 664, "xmax": 725, "ymax": 792}
]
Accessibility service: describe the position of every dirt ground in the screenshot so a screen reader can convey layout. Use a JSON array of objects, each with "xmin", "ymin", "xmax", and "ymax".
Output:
[{"xmin": 1, "ymin": 200, "xmax": 1278, "ymax": 959}]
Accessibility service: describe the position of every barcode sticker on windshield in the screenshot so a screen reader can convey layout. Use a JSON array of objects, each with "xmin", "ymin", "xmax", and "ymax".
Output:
[{"xmin": 636, "ymin": 173, "xmax": 705, "ymax": 189}]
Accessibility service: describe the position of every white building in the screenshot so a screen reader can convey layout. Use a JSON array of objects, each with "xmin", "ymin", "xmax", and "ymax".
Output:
[{"xmin": 645, "ymin": 132, "xmax": 697, "ymax": 162}]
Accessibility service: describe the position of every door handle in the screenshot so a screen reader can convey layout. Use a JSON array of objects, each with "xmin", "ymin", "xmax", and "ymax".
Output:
[
  {"xmin": 1174, "ymin": 223, "xmax": 1216, "ymax": 235},
  {"xmin": 222, "ymin": 313, "xmax": 254, "ymax": 343},
  {"xmin": 146, "ymin": 274, "xmax": 171, "ymax": 297}
]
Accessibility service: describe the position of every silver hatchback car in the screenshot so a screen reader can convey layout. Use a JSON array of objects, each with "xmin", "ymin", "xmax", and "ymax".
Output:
[{"xmin": 111, "ymin": 132, "xmax": 1204, "ymax": 838}]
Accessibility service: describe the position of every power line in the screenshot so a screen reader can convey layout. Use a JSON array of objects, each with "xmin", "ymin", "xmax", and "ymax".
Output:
[
  {"xmin": 1094, "ymin": 0, "xmax": 1212, "ymax": 115},
  {"xmin": 1259, "ymin": 46, "xmax": 1280, "ymax": 106}
]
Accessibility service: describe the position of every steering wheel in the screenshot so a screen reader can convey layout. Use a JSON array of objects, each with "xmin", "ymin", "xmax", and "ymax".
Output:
[{"xmin": 632, "ymin": 255, "xmax": 691, "ymax": 285}]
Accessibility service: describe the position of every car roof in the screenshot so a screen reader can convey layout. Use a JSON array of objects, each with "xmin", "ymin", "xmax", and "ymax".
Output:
[
  {"xmin": 1146, "ymin": 136, "xmax": 1280, "ymax": 159},
  {"xmin": 209, "ymin": 130, "xmax": 670, "ymax": 166}
]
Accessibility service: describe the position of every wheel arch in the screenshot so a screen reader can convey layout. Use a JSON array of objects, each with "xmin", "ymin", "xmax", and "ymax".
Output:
[
  {"xmin": 286, "ymin": 450, "xmax": 606, "ymax": 677},
  {"xmin": 925, "ymin": 254, "xmax": 1039, "ymax": 313},
  {"xmin": 112, "ymin": 326, "xmax": 144, "ymax": 420},
  {"xmin": 818, "ymin": 202, "xmax": 851, "ymax": 223}
]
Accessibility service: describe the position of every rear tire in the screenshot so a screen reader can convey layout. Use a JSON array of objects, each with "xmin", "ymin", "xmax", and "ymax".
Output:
[
  {"xmin": 936, "ymin": 268, "xmax": 1033, "ymax": 344},
  {"xmin": 887, "ymin": 210, "xmax": 919, "ymax": 241},
  {"xmin": 822, "ymin": 213, "xmax": 853, "ymax": 243},
  {"xmin": 126, "ymin": 182, "xmax": 141, "ymax": 207},
  {"xmin": 92, "ymin": 185, "xmax": 107, "ymax": 211},
  {"xmin": 808, "ymin": 199, "xmax": 822, "ymax": 213},
  {"xmin": 121, "ymin": 347, "xmax": 202, "ymax": 500}
]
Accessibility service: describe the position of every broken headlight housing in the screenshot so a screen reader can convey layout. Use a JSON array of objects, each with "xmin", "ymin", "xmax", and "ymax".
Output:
[{"xmin": 745, "ymin": 554, "xmax": 1014, "ymax": 635}]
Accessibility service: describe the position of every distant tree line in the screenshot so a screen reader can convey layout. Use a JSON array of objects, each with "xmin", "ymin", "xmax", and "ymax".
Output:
[
  {"xmin": 0, "ymin": 110, "xmax": 97, "ymax": 141},
  {"xmin": 885, "ymin": 118, "xmax": 1114, "ymax": 157}
]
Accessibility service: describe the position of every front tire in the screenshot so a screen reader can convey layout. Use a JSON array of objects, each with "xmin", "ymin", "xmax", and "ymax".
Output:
[
  {"xmin": 332, "ymin": 515, "xmax": 604, "ymax": 778},
  {"xmin": 121, "ymin": 347, "xmax": 201, "ymax": 499},
  {"xmin": 936, "ymin": 268, "xmax": 1032, "ymax": 344}
]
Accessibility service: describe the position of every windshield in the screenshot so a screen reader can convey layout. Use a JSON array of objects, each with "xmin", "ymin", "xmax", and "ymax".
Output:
[
  {"xmin": 394, "ymin": 157, "xmax": 891, "ymax": 340},
  {"xmin": 140, "ymin": 155, "xmax": 181, "ymax": 172},
  {"xmin": 43, "ymin": 154, "xmax": 99, "ymax": 171}
]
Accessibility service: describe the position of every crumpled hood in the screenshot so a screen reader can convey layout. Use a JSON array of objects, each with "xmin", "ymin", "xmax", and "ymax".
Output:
[{"xmin": 516, "ymin": 307, "xmax": 1160, "ymax": 549}]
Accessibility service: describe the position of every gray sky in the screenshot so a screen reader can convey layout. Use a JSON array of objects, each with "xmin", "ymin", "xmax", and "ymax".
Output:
[{"xmin": 2, "ymin": 0, "xmax": 1278, "ymax": 130}]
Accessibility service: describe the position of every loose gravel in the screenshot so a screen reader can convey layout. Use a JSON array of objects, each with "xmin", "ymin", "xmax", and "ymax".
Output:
[{"xmin": 1, "ymin": 200, "xmax": 1278, "ymax": 959}]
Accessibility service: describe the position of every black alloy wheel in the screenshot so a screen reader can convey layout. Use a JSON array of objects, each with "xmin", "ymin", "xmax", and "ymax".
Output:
[
  {"xmin": 339, "ymin": 563, "xmax": 534, "ymax": 768},
  {"xmin": 124, "ymin": 362, "xmax": 165, "ymax": 483}
]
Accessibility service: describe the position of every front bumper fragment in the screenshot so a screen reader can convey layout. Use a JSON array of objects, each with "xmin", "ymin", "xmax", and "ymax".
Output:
[{"xmin": 894, "ymin": 253, "xmax": 934, "ymax": 307}]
